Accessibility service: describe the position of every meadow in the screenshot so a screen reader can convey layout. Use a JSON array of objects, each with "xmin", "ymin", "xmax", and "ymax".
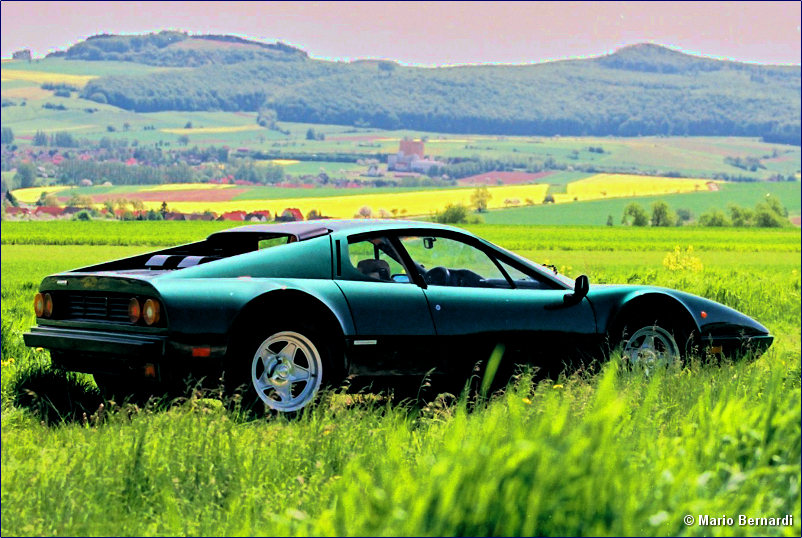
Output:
[{"xmin": 1, "ymin": 221, "xmax": 799, "ymax": 536}]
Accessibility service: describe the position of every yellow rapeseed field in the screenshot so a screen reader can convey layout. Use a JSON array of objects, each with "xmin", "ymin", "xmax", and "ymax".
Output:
[
  {"xmin": 137, "ymin": 184, "xmax": 550, "ymax": 217},
  {"xmin": 10, "ymin": 186, "xmax": 69, "ymax": 203},
  {"xmin": 0, "ymin": 70, "xmax": 97, "ymax": 88},
  {"xmin": 160, "ymin": 125, "xmax": 264, "ymax": 134},
  {"xmin": 269, "ymin": 159, "xmax": 301, "ymax": 166},
  {"xmin": 554, "ymin": 173, "xmax": 717, "ymax": 203}
]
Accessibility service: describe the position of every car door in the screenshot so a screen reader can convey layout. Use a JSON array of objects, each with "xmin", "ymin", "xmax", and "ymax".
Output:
[
  {"xmin": 333, "ymin": 234, "xmax": 437, "ymax": 376},
  {"xmin": 397, "ymin": 233, "xmax": 598, "ymax": 375}
]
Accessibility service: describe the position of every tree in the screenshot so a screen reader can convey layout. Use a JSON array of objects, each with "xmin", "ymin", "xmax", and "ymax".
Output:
[
  {"xmin": 160, "ymin": 201, "xmax": 169, "ymax": 217},
  {"xmin": 72, "ymin": 210, "xmax": 92, "ymax": 221},
  {"xmin": 33, "ymin": 130, "xmax": 48, "ymax": 146},
  {"xmin": 650, "ymin": 201, "xmax": 676, "ymax": 227},
  {"xmin": 38, "ymin": 193, "xmax": 59, "ymax": 207},
  {"xmin": 606, "ymin": 215, "xmax": 614, "ymax": 226},
  {"xmin": 378, "ymin": 61, "xmax": 397, "ymax": 76},
  {"xmin": 14, "ymin": 163, "xmax": 37, "ymax": 188},
  {"xmin": 761, "ymin": 194, "xmax": 787, "ymax": 217},
  {"xmin": 675, "ymin": 208, "xmax": 693, "ymax": 223},
  {"xmin": 727, "ymin": 203, "xmax": 753, "ymax": 227},
  {"xmin": 257, "ymin": 108, "xmax": 277, "ymax": 129},
  {"xmin": 177, "ymin": 134, "xmax": 190, "ymax": 146},
  {"xmin": 1, "ymin": 127, "xmax": 13, "ymax": 144},
  {"xmin": 306, "ymin": 128, "xmax": 317, "ymax": 141},
  {"xmin": 356, "ymin": 206, "xmax": 373, "ymax": 218},
  {"xmin": 698, "ymin": 209, "xmax": 731, "ymax": 226},
  {"xmin": 66, "ymin": 193, "xmax": 94, "ymax": 208},
  {"xmin": 470, "ymin": 186, "xmax": 492, "ymax": 212},
  {"xmin": 53, "ymin": 131, "xmax": 77, "ymax": 147},
  {"xmin": 753, "ymin": 199, "xmax": 787, "ymax": 227},
  {"xmin": 435, "ymin": 203, "xmax": 470, "ymax": 224},
  {"xmin": 622, "ymin": 202, "xmax": 648, "ymax": 226}
]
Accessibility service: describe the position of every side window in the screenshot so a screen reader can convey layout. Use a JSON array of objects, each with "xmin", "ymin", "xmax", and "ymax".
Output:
[
  {"xmin": 346, "ymin": 236, "xmax": 411, "ymax": 283},
  {"xmin": 400, "ymin": 235, "xmax": 509, "ymax": 288}
]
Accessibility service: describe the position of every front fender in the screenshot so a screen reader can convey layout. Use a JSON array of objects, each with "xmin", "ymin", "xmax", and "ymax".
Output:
[{"xmin": 589, "ymin": 285, "xmax": 770, "ymax": 339}]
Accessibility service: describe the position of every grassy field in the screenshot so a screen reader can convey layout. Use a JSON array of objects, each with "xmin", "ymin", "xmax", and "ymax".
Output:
[
  {"xmin": 1, "ymin": 221, "xmax": 799, "ymax": 536},
  {"xmin": 484, "ymin": 182, "xmax": 802, "ymax": 225}
]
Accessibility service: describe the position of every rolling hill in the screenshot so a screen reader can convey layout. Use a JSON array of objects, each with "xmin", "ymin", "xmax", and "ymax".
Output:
[{"xmin": 31, "ymin": 32, "xmax": 798, "ymax": 142}]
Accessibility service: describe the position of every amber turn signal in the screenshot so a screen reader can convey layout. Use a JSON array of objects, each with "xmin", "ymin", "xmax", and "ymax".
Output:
[
  {"xmin": 128, "ymin": 297, "xmax": 141, "ymax": 323},
  {"xmin": 143, "ymin": 299, "xmax": 160, "ymax": 326},
  {"xmin": 34, "ymin": 293, "xmax": 45, "ymax": 317}
]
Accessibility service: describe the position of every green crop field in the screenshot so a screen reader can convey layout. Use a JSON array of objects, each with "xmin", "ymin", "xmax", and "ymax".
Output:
[
  {"xmin": 484, "ymin": 182, "xmax": 802, "ymax": 225},
  {"xmin": 1, "ymin": 221, "xmax": 799, "ymax": 536}
]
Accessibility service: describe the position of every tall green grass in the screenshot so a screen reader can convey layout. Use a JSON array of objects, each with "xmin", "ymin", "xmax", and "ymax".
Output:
[
  {"xmin": 2, "ymin": 358, "xmax": 799, "ymax": 536},
  {"xmin": 1, "ymin": 224, "xmax": 799, "ymax": 536}
]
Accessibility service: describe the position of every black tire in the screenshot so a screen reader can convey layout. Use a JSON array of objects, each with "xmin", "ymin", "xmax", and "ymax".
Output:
[
  {"xmin": 226, "ymin": 324, "xmax": 338, "ymax": 414},
  {"xmin": 617, "ymin": 318, "xmax": 692, "ymax": 371}
]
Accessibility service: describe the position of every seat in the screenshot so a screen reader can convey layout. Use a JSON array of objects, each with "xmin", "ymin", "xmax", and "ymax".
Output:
[{"xmin": 357, "ymin": 259, "xmax": 392, "ymax": 281}]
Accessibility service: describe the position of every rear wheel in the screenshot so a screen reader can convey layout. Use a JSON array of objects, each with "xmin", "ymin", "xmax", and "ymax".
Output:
[{"xmin": 250, "ymin": 330, "xmax": 325, "ymax": 413}]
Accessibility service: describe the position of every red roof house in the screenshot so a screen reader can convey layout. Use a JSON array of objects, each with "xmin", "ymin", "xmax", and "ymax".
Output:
[
  {"xmin": 33, "ymin": 206, "xmax": 64, "ymax": 217},
  {"xmin": 5, "ymin": 206, "xmax": 31, "ymax": 216},
  {"xmin": 221, "ymin": 210, "xmax": 247, "ymax": 221},
  {"xmin": 278, "ymin": 208, "xmax": 304, "ymax": 222}
]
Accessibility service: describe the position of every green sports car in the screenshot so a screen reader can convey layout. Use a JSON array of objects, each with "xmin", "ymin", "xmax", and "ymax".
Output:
[{"xmin": 24, "ymin": 219, "xmax": 773, "ymax": 412}]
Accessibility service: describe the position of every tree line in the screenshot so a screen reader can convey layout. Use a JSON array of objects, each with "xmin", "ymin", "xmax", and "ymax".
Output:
[
  {"xmin": 76, "ymin": 42, "xmax": 800, "ymax": 142},
  {"xmin": 618, "ymin": 197, "xmax": 790, "ymax": 228}
]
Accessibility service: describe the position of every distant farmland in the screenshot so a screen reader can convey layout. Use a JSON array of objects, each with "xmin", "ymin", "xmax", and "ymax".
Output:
[{"xmin": 10, "ymin": 174, "xmax": 728, "ymax": 219}]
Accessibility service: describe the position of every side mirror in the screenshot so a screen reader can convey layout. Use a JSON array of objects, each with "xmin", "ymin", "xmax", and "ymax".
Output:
[{"xmin": 564, "ymin": 274, "xmax": 589, "ymax": 305}]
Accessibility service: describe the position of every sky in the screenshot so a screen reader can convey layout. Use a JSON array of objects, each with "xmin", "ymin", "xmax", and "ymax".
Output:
[{"xmin": 1, "ymin": 1, "xmax": 800, "ymax": 66}]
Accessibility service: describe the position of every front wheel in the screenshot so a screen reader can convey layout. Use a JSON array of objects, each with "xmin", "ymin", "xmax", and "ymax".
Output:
[
  {"xmin": 249, "ymin": 330, "xmax": 325, "ymax": 413},
  {"xmin": 622, "ymin": 324, "xmax": 682, "ymax": 373}
]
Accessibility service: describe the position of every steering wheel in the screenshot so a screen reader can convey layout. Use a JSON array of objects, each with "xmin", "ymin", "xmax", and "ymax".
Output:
[{"xmin": 425, "ymin": 266, "xmax": 451, "ymax": 286}]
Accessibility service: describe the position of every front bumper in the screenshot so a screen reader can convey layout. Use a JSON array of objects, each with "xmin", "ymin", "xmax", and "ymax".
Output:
[{"xmin": 702, "ymin": 334, "xmax": 774, "ymax": 359}]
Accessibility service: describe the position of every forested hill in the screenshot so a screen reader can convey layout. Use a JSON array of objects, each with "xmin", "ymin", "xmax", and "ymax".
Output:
[{"xmin": 63, "ymin": 33, "xmax": 800, "ymax": 142}]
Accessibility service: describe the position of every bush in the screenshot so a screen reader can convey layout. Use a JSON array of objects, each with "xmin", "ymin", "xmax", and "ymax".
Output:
[
  {"xmin": 650, "ymin": 201, "xmax": 676, "ymax": 227},
  {"xmin": 698, "ymin": 209, "xmax": 731, "ymax": 227},
  {"xmin": 71, "ymin": 210, "xmax": 92, "ymax": 221},
  {"xmin": 622, "ymin": 202, "xmax": 648, "ymax": 226},
  {"xmin": 435, "ymin": 204, "xmax": 469, "ymax": 224}
]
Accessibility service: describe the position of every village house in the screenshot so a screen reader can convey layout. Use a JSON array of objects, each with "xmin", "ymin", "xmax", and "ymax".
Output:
[
  {"xmin": 276, "ymin": 208, "xmax": 304, "ymax": 222},
  {"xmin": 387, "ymin": 140, "xmax": 441, "ymax": 173}
]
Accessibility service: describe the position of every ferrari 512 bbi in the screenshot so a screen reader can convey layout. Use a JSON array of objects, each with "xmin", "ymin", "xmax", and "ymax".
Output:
[{"xmin": 25, "ymin": 220, "xmax": 773, "ymax": 412}]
